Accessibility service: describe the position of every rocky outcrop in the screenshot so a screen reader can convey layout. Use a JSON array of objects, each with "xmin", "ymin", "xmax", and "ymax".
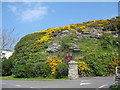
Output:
[
  {"xmin": 46, "ymin": 27, "xmax": 114, "ymax": 53},
  {"xmin": 82, "ymin": 28, "xmax": 103, "ymax": 39},
  {"xmin": 56, "ymin": 30, "xmax": 70, "ymax": 38},
  {"xmin": 47, "ymin": 42, "xmax": 61, "ymax": 52},
  {"xmin": 69, "ymin": 43, "xmax": 80, "ymax": 52}
]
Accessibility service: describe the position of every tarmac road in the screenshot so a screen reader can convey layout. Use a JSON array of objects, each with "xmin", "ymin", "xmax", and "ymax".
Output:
[{"xmin": 1, "ymin": 76, "xmax": 115, "ymax": 89}]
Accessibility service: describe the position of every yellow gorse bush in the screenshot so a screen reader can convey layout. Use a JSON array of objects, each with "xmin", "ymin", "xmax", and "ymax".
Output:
[
  {"xmin": 46, "ymin": 56, "xmax": 62, "ymax": 76},
  {"xmin": 97, "ymin": 24, "xmax": 103, "ymax": 27},
  {"xmin": 78, "ymin": 61, "xmax": 90, "ymax": 75},
  {"xmin": 33, "ymin": 25, "xmax": 74, "ymax": 49},
  {"xmin": 33, "ymin": 35, "xmax": 53, "ymax": 49},
  {"xmin": 108, "ymin": 57, "xmax": 120, "ymax": 73},
  {"xmin": 77, "ymin": 26, "xmax": 86, "ymax": 30},
  {"xmin": 33, "ymin": 27, "xmax": 62, "ymax": 49}
]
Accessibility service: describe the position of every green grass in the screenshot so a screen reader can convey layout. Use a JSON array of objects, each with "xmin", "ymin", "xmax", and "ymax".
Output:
[
  {"xmin": 0, "ymin": 75, "xmax": 68, "ymax": 81},
  {"xmin": 110, "ymin": 85, "xmax": 120, "ymax": 90}
]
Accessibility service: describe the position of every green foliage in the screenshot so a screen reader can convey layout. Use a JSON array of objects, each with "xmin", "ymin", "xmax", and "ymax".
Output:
[
  {"xmin": 0, "ymin": 58, "xmax": 2, "ymax": 76},
  {"xmin": 100, "ymin": 33, "xmax": 119, "ymax": 49},
  {"xmin": 12, "ymin": 59, "xmax": 35, "ymax": 78},
  {"xmin": 55, "ymin": 62, "xmax": 68, "ymax": 79},
  {"xmin": 104, "ymin": 16, "xmax": 120, "ymax": 31},
  {"xmin": 2, "ymin": 57, "xmax": 13, "ymax": 76},
  {"xmin": 33, "ymin": 62, "xmax": 51, "ymax": 78},
  {"xmin": 12, "ymin": 33, "xmax": 46, "ymax": 63},
  {"xmin": 108, "ymin": 57, "xmax": 120, "ymax": 74},
  {"xmin": 110, "ymin": 85, "xmax": 120, "ymax": 90},
  {"xmin": 59, "ymin": 34, "xmax": 79, "ymax": 57},
  {"xmin": 82, "ymin": 51, "xmax": 115, "ymax": 76}
]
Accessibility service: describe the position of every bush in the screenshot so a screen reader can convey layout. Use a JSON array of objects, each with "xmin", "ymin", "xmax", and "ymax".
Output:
[
  {"xmin": 0, "ymin": 58, "xmax": 2, "ymax": 76},
  {"xmin": 110, "ymin": 85, "xmax": 120, "ymax": 90},
  {"xmin": 33, "ymin": 62, "xmax": 51, "ymax": 78},
  {"xmin": 2, "ymin": 57, "xmax": 13, "ymax": 76},
  {"xmin": 100, "ymin": 33, "xmax": 119, "ymax": 49},
  {"xmin": 46, "ymin": 56, "xmax": 62, "ymax": 76},
  {"xmin": 108, "ymin": 57, "xmax": 120, "ymax": 74},
  {"xmin": 82, "ymin": 52, "xmax": 114, "ymax": 76},
  {"xmin": 55, "ymin": 62, "xmax": 68, "ymax": 79},
  {"xmin": 78, "ymin": 61, "xmax": 90, "ymax": 76},
  {"xmin": 12, "ymin": 59, "xmax": 35, "ymax": 78}
]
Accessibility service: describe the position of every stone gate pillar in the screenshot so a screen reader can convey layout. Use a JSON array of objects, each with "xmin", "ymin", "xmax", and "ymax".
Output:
[{"xmin": 68, "ymin": 61, "xmax": 78, "ymax": 80}]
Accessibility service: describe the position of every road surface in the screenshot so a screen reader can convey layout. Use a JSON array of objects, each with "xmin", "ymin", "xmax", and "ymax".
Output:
[{"xmin": 1, "ymin": 76, "xmax": 115, "ymax": 89}]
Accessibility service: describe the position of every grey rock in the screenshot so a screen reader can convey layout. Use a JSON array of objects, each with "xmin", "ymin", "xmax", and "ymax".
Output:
[
  {"xmin": 56, "ymin": 30, "xmax": 69, "ymax": 38},
  {"xmin": 47, "ymin": 42, "xmax": 61, "ymax": 52},
  {"xmin": 73, "ymin": 38, "xmax": 78, "ymax": 41},
  {"xmin": 62, "ymin": 30, "xmax": 69, "ymax": 33},
  {"xmin": 69, "ymin": 43, "xmax": 80, "ymax": 52},
  {"xmin": 113, "ymin": 34, "xmax": 118, "ymax": 37},
  {"xmin": 95, "ymin": 27, "xmax": 104, "ymax": 30}
]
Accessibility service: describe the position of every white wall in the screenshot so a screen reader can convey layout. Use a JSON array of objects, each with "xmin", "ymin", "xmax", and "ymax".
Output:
[{"xmin": 1, "ymin": 50, "xmax": 13, "ymax": 59}]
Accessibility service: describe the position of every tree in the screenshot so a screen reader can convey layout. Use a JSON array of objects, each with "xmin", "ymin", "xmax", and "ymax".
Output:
[{"xmin": 1, "ymin": 29, "xmax": 19, "ymax": 50}]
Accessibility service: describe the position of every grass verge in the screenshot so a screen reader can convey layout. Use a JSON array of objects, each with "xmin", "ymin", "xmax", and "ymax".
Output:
[{"xmin": 0, "ymin": 75, "xmax": 68, "ymax": 81}]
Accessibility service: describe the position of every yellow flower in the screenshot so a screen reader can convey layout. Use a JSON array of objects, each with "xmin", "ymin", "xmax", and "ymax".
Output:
[
  {"xmin": 114, "ymin": 57, "xmax": 118, "ymax": 60},
  {"xmin": 97, "ymin": 24, "xmax": 103, "ymax": 27},
  {"xmin": 51, "ymin": 72, "xmax": 55, "ymax": 75},
  {"xmin": 78, "ymin": 61, "xmax": 89, "ymax": 75},
  {"xmin": 46, "ymin": 56, "xmax": 62, "ymax": 76},
  {"xmin": 108, "ymin": 57, "xmax": 120, "ymax": 73}
]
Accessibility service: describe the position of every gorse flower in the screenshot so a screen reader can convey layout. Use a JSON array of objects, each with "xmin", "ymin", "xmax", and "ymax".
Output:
[
  {"xmin": 46, "ymin": 56, "xmax": 62, "ymax": 76},
  {"xmin": 97, "ymin": 24, "xmax": 103, "ymax": 27},
  {"xmin": 108, "ymin": 57, "xmax": 120, "ymax": 73},
  {"xmin": 78, "ymin": 61, "xmax": 90, "ymax": 75}
]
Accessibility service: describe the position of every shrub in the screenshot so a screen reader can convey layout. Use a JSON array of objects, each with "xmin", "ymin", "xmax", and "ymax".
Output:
[
  {"xmin": 46, "ymin": 56, "xmax": 62, "ymax": 76},
  {"xmin": 2, "ymin": 57, "xmax": 13, "ymax": 76},
  {"xmin": 12, "ymin": 59, "xmax": 35, "ymax": 78},
  {"xmin": 55, "ymin": 62, "xmax": 68, "ymax": 79},
  {"xmin": 108, "ymin": 57, "xmax": 120, "ymax": 74},
  {"xmin": 0, "ymin": 58, "xmax": 2, "ymax": 76},
  {"xmin": 33, "ymin": 62, "xmax": 51, "ymax": 78},
  {"xmin": 82, "ymin": 52, "xmax": 115, "ymax": 76},
  {"xmin": 78, "ymin": 61, "xmax": 90, "ymax": 76},
  {"xmin": 100, "ymin": 33, "xmax": 119, "ymax": 49},
  {"xmin": 91, "ymin": 62, "xmax": 108, "ymax": 76}
]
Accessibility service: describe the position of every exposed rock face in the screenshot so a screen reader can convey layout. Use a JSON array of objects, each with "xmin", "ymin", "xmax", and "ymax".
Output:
[
  {"xmin": 56, "ymin": 29, "xmax": 82, "ymax": 38},
  {"xmin": 47, "ymin": 42, "xmax": 61, "ymax": 52},
  {"xmin": 47, "ymin": 42, "xmax": 80, "ymax": 53},
  {"xmin": 47, "ymin": 27, "xmax": 107, "ymax": 53},
  {"xmin": 83, "ymin": 27, "xmax": 103, "ymax": 39},
  {"xmin": 56, "ymin": 30, "xmax": 70, "ymax": 38},
  {"xmin": 69, "ymin": 43, "xmax": 80, "ymax": 52}
]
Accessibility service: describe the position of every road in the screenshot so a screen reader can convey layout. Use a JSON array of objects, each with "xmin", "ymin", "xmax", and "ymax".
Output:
[{"xmin": 1, "ymin": 76, "xmax": 115, "ymax": 89}]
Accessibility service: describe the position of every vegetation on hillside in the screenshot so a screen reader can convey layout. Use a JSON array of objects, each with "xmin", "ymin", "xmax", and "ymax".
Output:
[{"xmin": 2, "ymin": 16, "xmax": 120, "ymax": 78}]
